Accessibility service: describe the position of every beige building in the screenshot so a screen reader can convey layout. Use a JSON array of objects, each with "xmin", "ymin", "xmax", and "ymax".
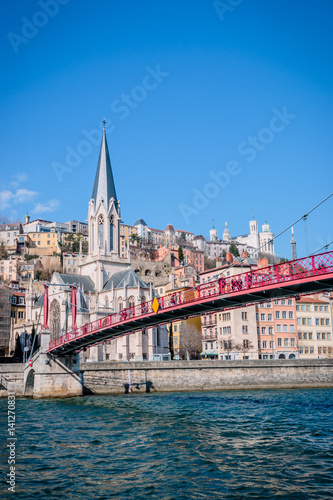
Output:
[
  {"xmin": 0, "ymin": 258, "xmax": 23, "ymax": 282},
  {"xmin": 0, "ymin": 223, "xmax": 22, "ymax": 249},
  {"xmin": 199, "ymin": 263, "xmax": 258, "ymax": 360},
  {"xmin": 296, "ymin": 294, "xmax": 332, "ymax": 358}
]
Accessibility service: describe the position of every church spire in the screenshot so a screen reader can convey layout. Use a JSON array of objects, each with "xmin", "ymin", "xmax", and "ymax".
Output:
[{"xmin": 91, "ymin": 121, "xmax": 118, "ymax": 212}]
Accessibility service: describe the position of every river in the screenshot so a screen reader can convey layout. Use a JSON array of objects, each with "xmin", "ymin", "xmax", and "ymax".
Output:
[{"xmin": 0, "ymin": 388, "xmax": 332, "ymax": 499}]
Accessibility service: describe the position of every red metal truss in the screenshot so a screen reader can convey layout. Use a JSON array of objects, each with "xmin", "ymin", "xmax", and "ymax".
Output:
[{"xmin": 47, "ymin": 251, "xmax": 333, "ymax": 355}]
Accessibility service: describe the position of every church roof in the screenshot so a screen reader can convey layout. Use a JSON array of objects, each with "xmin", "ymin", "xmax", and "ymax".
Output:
[
  {"xmin": 103, "ymin": 268, "xmax": 150, "ymax": 291},
  {"xmin": 91, "ymin": 124, "xmax": 118, "ymax": 212},
  {"xmin": 165, "ymin": 224, "xmax": 175, "ymax": 231},
  {"xmin": 55, "ymin": 273, "xmax": 96, "ymax": 292}
]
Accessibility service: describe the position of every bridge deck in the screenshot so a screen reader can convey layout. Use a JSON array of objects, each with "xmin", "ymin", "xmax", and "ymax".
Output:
[{"xmin": 47, "ymin": 252, "xmax": 333, "ymax": 355}]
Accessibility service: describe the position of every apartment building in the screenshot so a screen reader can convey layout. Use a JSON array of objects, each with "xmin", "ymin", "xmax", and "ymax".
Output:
[{"xmin": 296, "ymin": 295, "xmax": 332, "ymax": 358}]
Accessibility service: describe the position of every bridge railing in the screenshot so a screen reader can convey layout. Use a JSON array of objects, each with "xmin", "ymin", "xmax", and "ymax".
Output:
[{"xmin": 48, "ymin": 250, "xmax": 333, "ymax": 351}]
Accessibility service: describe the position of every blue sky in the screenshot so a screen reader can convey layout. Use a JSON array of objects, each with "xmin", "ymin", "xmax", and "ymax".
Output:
[{"xmin": 0, "ymin": 0, "xmax": 332, "ymax": 259}]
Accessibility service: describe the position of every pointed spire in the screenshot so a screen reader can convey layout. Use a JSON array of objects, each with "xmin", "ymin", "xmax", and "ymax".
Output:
[
  {"xmin": 212, "ymin": 218, "xmax": 215, "ymax": 229},
  {"xmin": 91, "ymin": 120, "xmax": 118, "ymax": 213}
]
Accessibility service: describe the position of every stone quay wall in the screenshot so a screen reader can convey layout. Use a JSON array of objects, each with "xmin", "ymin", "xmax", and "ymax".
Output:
[
  {"xmin": 0, "ymin": 364, "xmax": 25, "ymax": 396},
  {"xmin": 81, "ymin": 359, "xmax": 333, "ymax": 395}
]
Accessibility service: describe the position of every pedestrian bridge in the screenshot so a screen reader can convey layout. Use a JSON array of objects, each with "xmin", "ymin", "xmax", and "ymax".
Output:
[{"xmin": 47, "ymin": 251, "xmax": 333, "ymax": 356}]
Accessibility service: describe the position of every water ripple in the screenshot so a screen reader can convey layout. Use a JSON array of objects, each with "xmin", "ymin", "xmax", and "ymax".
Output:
[{"xmin": 0, "ymin": 388, "xmax": 332, "ymax": 499}]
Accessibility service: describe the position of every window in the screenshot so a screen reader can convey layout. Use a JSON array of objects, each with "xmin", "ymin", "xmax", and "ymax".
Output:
[
  {"xmin": 258, "ymin": 341, "xmax": 261, "ymax": 349},
  {"xmin": 222, "ymin": 313, "xmax": 230, "ymax": 321},
  {"xmin": 301, "ymin": 305, "xmax": 305, "ymax": 311},
  {"xmin": 275, "ymin": 300, "xmax": 279, "ymax": 305},
  {"xmin": 276, "ymin": 324, "xmax": 281, "ymax": 332},
  {"xmin": 290, "ymin": 338, "xmax": 295, "ymax": 347},
  {"xmin": 242, "ymin": 325, "xmax": 248, "ymax": 335},
  {"xmin": 256, "ymin": 313, "xmax": 259, "ymax": 321},
  {"xmin": 317, "ymin": 332, "xmax": 321, "ymax": 340},
  {"xmin": 262, "ymin": 341, "xmax": 267, "ymax": 349},
  {"xmin": 318, "ymin": 347, "xmax": 322, "ymax": 354},
  {"xmin": 302, "ymin": 318, "xmax": 306, "ymax": 326},
  {"xmin": 269, "ymin": 327, "xmax": 273, "ymax": 335},
  {"xmin": 261, "ymin": 327, "xmax": 266, "ymax": 335},
  {"xmin": 288, "ymin": 300, "xmax": 292, "ymax": 305},
  {"xmin": 289, "ymin": 312, "xmax": 293, "ymax": 319},
  {"xmin": 47, "ymin": 241, "xmax": 50, "ymax": 245},
  {"xmin": 275, "ymin": 311, "xmax": 280, "ymax": 319},
  {"xmin": 299, "ymin": 347, "xmax": 303, "ymax": 354},
  {"xmin": 281, "ymin": 300, "xmax": 285, "ymax": 305},
  {"xmin": 283, "ymin": 324, "xmax": 288, "ymax": 332},
  {"xmin": 38, "ymin": 241, "xmax": 41, "ymax": 245},
  {"xmin": 243, "ymin": 339, "xmax": 249, "ymax": 349},
  {"xmin": 309, "ymin": 332, "xmax": 313, "ymax": 340},
  {"xmin": 303, "ymin": 332, "xmax": 307, "ymax": 340},
  {"xmin": 260, "ymin": 303, "xmax": 265, "ymax": 308},
  {"xmin": 314, "ymin": 306, "xmax": 318, "ymax": 312},
  {"xmin": 298, "ymin": 332, "xmax": 302, "ymax": 339},
  {"xmin": 277, "ymin": 338, "xmax": 282, "ymax": 347},
  {"xmin": 260, "ymin": 314, "xmax": 265, "ymax": 321},
  {"xmin": 223, "ymin": 326, "xmax": 231, "ymax": 335},
  {"xmin": 18, "ymin": 311, "xmax": 24, "ymax": 319},
  {"xmin": 242, "ymin": 312, "xmax": 247, "ymax": 320},
  {"xmin": 321, "ymin": 318, "xmax": 325, "ymax": 326},
  {"xmin": 257, "ymin": 326, "xmax": 260, "ymax": 335},
  {"xmin": 315, "ymin": 319, "xmax": 319, "ymax": 326},
  {"xmin": 296, "ymin": 305, "xmax": 300, "ymax": 311},
  {"xmin": 297, "ymin": 318, "xmax": 301, "ymax": 326},
  {"xmin": 289, "ymin": 324, "xmax": 295, "ymax": 332},
  {"xmin": 270, "ymin": 341, "xmax": 274, "ymax": 349},
  {"xmin": 282, "ymin": 311, "xmax": 287, "ymax": 319},
  {"xmin": 326, "ymin": 319, "xmax": 330, "ymax": 326},
  {"xmin": 284, "ymin": 338, "xmax": 289, "ymax": 347},
  {"xmin": 306, "ymin": 305, "xmax": 310, "ymax": 312},
  {"xmin": 319, "ymin": 306, "xmax": 323, "ymax": 312},
  {"xmin": 324, "ymin": 306, "xmax": 328, "ymax": 312},
  {"xmin": 310, "ymin": 347, "xmax": 314, "ymax": 354},
  {"xmin": 307, "ymin": 318, "xmax": 311, "ymax": 326},
  {"xmin": 322, "ymin": 332, "xmax": 326, "ymax": 340},
  {"xmin": 268, "ymin": 314, "xmax": 272, "ymax": 321},
  {"xmin": 328, "ymin": 333, "xmax": 331, "ymax": 340},
  {"xmin": 305, "ymin": 347, "xmax": 309, "ymax": 354}
]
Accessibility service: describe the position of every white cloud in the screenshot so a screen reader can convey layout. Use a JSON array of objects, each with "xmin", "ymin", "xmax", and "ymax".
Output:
[
  {"xmin": 32, "ymin": 199, "xmax": 60, "ymax": 214},
  {"xmin": 0, "ymin": 188, "xmax": 38, "ymax": 211},
  {"xmin": 13, "ymin": 173, "xmax": 28, "ymax": 182}
]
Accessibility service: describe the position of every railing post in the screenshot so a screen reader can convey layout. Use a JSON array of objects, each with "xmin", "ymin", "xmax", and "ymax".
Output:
[{"xmin": 311, "ymin": 256, "xmax": 316, "ymax": 274}]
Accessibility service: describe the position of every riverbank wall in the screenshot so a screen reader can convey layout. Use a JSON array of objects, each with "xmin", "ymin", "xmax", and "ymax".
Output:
[
  {"xmin": 1, "ymin": 359, "xmax": 333, "ymax": 397},
  {"xmin": 81, "ymin": 359, "xmax": 333, "ymax": 395}
]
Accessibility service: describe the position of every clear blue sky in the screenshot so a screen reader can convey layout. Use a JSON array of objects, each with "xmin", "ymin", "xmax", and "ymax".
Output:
[{"xmin": 1, "ymin": 0, "xmax": 332, "ymax": 259}]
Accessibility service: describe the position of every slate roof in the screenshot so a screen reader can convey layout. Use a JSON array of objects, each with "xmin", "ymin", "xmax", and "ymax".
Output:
[
  {"xmin": 103, "ymin": 268, "xmax": 150, "ymax": 291},
  {"xmin": 55, "ymin": 273, "xmax": 95, "ymax": 292},
  {"xmin": 91, "ymin": 126, "xmax": 118, "ymax": 212}
]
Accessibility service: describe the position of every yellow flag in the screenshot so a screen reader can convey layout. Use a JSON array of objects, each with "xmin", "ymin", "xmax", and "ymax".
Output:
[{"xmin": 152, "ymin": 297, "xmax": 159, "ymax": 314}]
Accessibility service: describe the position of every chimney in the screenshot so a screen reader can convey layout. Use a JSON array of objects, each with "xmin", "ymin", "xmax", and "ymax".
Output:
[{"xmin": 226, "ymin": 253, "xmax": 234, "ymax": 265}]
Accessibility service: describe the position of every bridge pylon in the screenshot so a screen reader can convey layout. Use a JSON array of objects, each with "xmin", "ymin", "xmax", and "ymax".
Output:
[{"xmin": 23, "ymin": 328, "xmax": 83, "ymax": 398}]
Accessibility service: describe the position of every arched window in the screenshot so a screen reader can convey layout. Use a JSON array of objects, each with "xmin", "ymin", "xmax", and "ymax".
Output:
[
  {"xmin": 145, "ymin": 269, "xmax": 151, "ymax": 276},
  {"xmin": 110, "ymin": 215, "xmax": 114, "ymax": 252},
  {"xmin": 50, "ymin": 299, "xmax": 60, "ymax": 342},
  {"xmin": 105, "ymin": 296, "xmax": 109, "ymax": 311},
  {"xmin": 129, "ymin": 296, "xmax": 135, "ymax": 308},
  {"xmin": 99, "ymin": 214, "xmax": 104, "ymax": 249},
  {"xmin": 118, "ymin": 298, "xmax": 123, "ymax": 311}
]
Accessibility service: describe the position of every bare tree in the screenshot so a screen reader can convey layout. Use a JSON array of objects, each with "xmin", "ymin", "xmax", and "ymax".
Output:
[
  {"xmin": 235, "ymin": 339, "xmax": 254, "ymax": 359},
  {"xmin": 179, "ymin": 324, "xmax": 202, "ymax": 360},
  {"xmin": 220, "ymin": 335, "xmax": 238, "ymax": 359}
]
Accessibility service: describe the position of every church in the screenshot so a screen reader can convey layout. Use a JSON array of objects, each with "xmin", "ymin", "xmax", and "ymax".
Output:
[{"xmin": 26, "ymin": 123, "xmax": 169, "ymax": 362}]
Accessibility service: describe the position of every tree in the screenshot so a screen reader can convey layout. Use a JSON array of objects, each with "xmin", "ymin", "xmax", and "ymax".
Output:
[
  {"xmin": 235, "ymin": 339, "xmax": 254, "ymax": 359},
  {"xmin": 13, "ymin": 335, "xmax": 23, "ymax": 362},
  {"xmin": 178, "ymin": 246, "xmax": 185, "ymax": 263},
  {"xmin": 204, "ymin": 256, "xmax": 216, "ymax": 270},
  {"xmin": 229, "ymin": 243, "xmax": 240, "ymax": 257},
  {"xmin": 179, "ymin": 324, "xmax": 202, "ymax": 360},
  {"xmin": 220, "ymin": 335, "xmax": 238, "ymax": 359},
  {"xmin": 30, "ymin": 323, "xmax": 39, "ymax": 355},
  {"xmin": 129, "ymin": 233, "xmax": 142, "ymax": 246},
  {"xmin": 0, "ymin": 242, "xmax": 8, "ymax": 259}
]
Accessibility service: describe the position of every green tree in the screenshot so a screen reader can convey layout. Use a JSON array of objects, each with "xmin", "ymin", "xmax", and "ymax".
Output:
[
  {"xmin": 129, "ymin": 233, "xmax": 142, "ymax": 246},
  {"xmin": 229, "ymin": 243, "xmax": 240, "ymax": 257},
  {"xmin": 0, "ymin": 242, "xmax": 8, "ymax": 259},
  {"xmin": 178, "ymin": 246, "xmax": 185, "ymax": 263},
  {"xmin": 13, "ymin": 335, "xmax": 23, "ymax": 362}
]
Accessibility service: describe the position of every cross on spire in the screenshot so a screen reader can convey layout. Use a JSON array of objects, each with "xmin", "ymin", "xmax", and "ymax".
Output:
[{"xmin": 102, "ymin": 118, "xmax": 107, "ymax": 128}]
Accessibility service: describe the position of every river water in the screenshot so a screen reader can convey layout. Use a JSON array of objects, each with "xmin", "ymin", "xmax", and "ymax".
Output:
[{"xmin": 0, "ymin": 389, "xmax": 332, "ymax": 499}]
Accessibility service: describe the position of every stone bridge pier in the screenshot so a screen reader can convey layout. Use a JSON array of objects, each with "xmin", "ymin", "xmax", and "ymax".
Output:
[{"xmin": 23, "ymin": 329, "xmax": 83, "ymax": 398}]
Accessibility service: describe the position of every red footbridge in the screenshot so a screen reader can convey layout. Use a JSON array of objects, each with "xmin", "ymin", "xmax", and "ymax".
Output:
[{"xmin": 47, "ymin": 251, "xmax": 333, "ymax": 356}]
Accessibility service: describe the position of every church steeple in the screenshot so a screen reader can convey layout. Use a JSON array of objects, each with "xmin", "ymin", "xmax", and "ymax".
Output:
[{"xmin": 91, "ymin": 121, "xmax": 118, "ymax": 213}]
